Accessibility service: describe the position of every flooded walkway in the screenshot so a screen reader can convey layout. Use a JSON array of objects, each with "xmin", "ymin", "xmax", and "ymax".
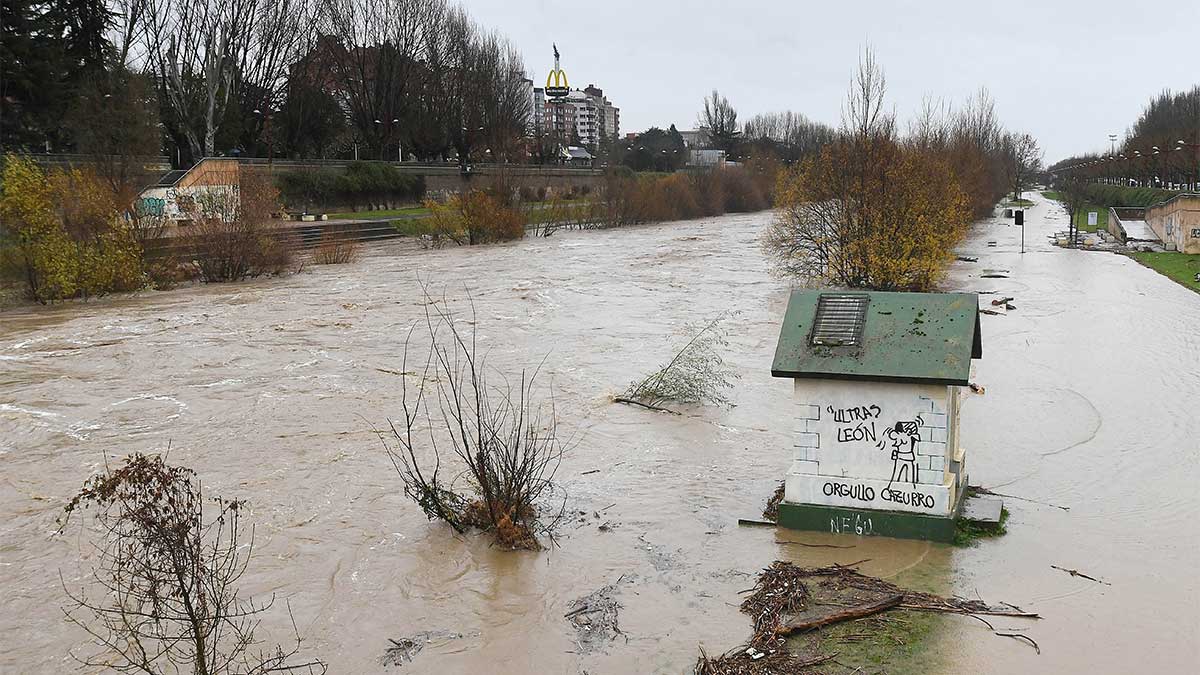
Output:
[{"xmin": 1, "ymin": 199, "xmax": 1197, "ymax": 673}]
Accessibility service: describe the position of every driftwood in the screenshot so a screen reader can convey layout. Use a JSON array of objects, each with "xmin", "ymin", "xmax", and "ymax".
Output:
[
  {"xmin": 967, "ymin": 614, "xmax": 1042, "ymax": 654},
  {"xmin": 737, "ymin": 518, "xmax": 777, "ymax": 528},
  {"xmin": 613, "ymin": 396, "xmax": 679, "ymax": 414},
  {"xmin": 775, "ymin": 593, "xmax": 903, "ymax": 636},
  {"xmin": 1051, "ymin": 565, "xmax": 1110, "ymax": 585}
]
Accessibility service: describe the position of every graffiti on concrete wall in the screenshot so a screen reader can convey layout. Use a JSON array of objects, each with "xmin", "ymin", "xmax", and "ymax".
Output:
[
  {"xmin": 136, "ymin": 197, "xmax": 166, "ymax": 216},
  {"xmin": 878, "ymin": 416, "xmax": 923, "ymax": 488},
  {"xmin": 829, "ymin": 512, "xmax": 874, "ymax": 536},
  {"xmin": 828, "ymin": 404, "xmax": 881, "ymax": 443},
  {"xmin": 787, "ymin": 385, "xmax": 951, "ymax": 516}
]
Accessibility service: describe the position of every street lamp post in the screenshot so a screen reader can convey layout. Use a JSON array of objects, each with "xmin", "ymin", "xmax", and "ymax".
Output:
[
  {"xmin": 392, "ymin": 118, "xmax": 401, "ymax": 162},
  {"xmin": 1180, "ymin": 139, "xmax": 1200, "ymax": 192},
  {"xmin": 252, "ymin": 108, "xmax": 274, "ymax": 166}
]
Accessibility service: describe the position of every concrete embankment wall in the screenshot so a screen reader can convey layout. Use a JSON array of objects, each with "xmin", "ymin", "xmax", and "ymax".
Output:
[
  {"xmin": 1144, "ymin": 194, "xmax": 1200, "ymax": 253},
  {"xmin": 1107, "ymin": 207, "xmax": 1146, "ymax": 242}
]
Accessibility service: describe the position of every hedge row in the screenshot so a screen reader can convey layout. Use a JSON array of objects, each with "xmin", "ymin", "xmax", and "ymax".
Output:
[{"xmin": 276, "ymin": 162, "xmax": 426, "ymax": 211}]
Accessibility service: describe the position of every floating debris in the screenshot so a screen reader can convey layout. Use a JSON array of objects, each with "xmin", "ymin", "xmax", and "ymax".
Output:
[
  {"xmin": 382, "ymin": 630, "xmax": 466, "ymax": 667},
  {"xmin": 761, "ymin": 482, "xmax": 785, "ymax": 522},
  {"xmin": 565, "ymin": 577, "xmax": 633, "ymax": 654},
  {"xmin": 694, "ymin": 562, "xmax": 1040, "ymax": 674}
]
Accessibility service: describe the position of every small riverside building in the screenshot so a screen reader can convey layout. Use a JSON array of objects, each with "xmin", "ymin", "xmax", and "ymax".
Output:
[{"xmin": 770, "ymin": 290, "xmax": 982, "ymax": 542}]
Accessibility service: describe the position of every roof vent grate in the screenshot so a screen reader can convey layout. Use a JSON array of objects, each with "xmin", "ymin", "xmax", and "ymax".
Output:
[{"xmin": 811, "ymin": 294, "xmax": 869, "ymax": 346}]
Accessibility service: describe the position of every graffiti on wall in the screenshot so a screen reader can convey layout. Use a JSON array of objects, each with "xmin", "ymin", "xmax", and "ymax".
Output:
[
  {"xmin": 828, "ymin": 404, "xmax": 881, "ymax": 443},
  {"xmin": 790, "ymin": 391, "xmax": 950, "ymax": 514},
  {"xmin": 829, "ymin": 512, "xmax": 874, "ymax": 536},
  {"xmin": 136, "ymin": 197, "xmax": 166, "ymax": 216},
  {"xmin": 877, "ymin": 416, "xmax": 923, "ymax": 488}
]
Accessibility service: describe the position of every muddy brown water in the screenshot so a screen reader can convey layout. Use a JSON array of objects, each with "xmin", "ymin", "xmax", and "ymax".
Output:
[{"xmin": 1, "ymin": 193, "xmax": 1197, "ymax": 673}]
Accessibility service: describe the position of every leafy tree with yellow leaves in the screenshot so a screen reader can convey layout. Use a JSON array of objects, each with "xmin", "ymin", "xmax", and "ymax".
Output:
[
  {"xmin": 0, "ymin": 155, "xmax": 143, "ymax": 303},
  {"xmin": 763, "ymin": 49, "xmax": 973, "ymax": 292}
]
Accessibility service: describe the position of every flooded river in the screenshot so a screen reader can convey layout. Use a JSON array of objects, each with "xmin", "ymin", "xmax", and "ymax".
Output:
[{"xmin": 1, "ymin": 192, "xmax": 1197, "ymax": 673}]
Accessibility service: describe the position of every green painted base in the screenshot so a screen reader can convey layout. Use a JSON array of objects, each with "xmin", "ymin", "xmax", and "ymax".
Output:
[{"xmin": 778, "ymin": 501, "xmax": 957, "ymax": 543}]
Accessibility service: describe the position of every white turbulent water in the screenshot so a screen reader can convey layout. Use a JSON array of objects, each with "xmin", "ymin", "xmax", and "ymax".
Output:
[{"xmin": 0, "ymin": 193, "xmax": 1197, "ymax": 674}]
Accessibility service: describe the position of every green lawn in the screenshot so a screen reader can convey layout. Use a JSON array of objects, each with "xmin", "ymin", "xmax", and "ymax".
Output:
[
  {"xmin": 328, "ymin": 206, "xmax": 429, "ymax": 220},
  {"xmin": 391, "ymin": 218, "xmax": 431, "ymax": 236},
  {"xmin": 1129, "ymin": 252, "xmax": 1200, "ymax": 293},
  {"xmin": 1075, "ymin": 206, "xmax": 1108, "ymax": 233},
  {"xmin": 1003, "ymin": 198, "xmax": 1035, "ymax": 207}
]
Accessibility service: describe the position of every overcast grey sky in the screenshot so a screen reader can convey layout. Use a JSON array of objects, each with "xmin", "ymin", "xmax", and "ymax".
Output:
[{"xmin": 465, "ymin": 0, "xmax": 1199, "ymax": 161}]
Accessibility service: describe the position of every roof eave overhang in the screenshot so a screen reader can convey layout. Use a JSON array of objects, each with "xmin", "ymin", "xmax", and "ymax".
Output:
[{"xmin": 770, "ymin": 369, "xmax": 971, "ymax": 387}]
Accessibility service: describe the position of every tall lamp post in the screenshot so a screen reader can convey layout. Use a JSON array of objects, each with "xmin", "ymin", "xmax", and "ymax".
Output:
[
  {"xmin": 1180, "ymin": 139, "xmax": 1200, "ymax": 192},
  {"xmin": 253, "ymin": 108, "xmax": 274, "ymax": 166}
]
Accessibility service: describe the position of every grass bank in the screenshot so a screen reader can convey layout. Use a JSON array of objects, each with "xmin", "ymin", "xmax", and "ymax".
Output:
[
  {"xmin": 1128, "ymin": 252, "xmax": 1200, "ymax": 293},
  {"xmin": 329, "ymin": 206, "xmax": 429, "ymax": 220}
]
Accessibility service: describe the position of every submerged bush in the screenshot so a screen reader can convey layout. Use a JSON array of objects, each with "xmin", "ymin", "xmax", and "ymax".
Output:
[
  {"xmin": 421, "ymin": 190, "xmax": 526, "ymax": 245},
  {"xmin": 58, "ymin": 454, "xmax": 325, "ymax": 674},
  {"xmin": 0, "ymin": 154, "xmax": 143, "ymax": 303},
  {"xmin": 183, "ymin": 170, "xmax": 295, "ymax": 282},
  {"xmin": 310, "ymin": 230, "xmax": 361, "ymax": 265},
  {"xmin": 594, "ymin": 165, "xmax": 775, "ymax": 227},
  {"xmin": 382, "ymin": 292, "xmax": 565, "ymax": 550}
]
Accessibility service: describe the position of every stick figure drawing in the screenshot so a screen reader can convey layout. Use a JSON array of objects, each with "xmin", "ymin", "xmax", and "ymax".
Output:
[{"xmin": 878, "ymin": 416, "xmax": 922, "ymax": 487}]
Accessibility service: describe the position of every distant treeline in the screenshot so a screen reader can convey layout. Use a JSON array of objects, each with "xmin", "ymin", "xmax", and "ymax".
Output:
[
  {"xmin": 1049, "ymin": 86, "xmax": 1199, "ymax": 190},
  {"xmin": 3, "ymin": 0, "xmax": 534, "ymax": 171}
]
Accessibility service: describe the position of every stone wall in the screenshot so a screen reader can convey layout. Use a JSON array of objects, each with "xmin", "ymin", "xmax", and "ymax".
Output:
[
  {"xmin": 421, "ymin": 167, "xmax": 602, "ymax": 200},
  {"xmin": 783, "ymin": 378, "xmax": 965, "ymax": 518},
  {"xmin": 1145, "ymin": 194, "xmax": 1200, "ymax": 253}
]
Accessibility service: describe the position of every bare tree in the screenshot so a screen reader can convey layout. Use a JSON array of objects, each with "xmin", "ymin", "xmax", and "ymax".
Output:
[
  {"xmin": 236, "ymin": 0, "xmax": 313, "ymax": 155},
  {"xmin": 111, "ymin": 0, "xmax": 152, "ymax": 66},
  {"xmin": 58, "ymin": 454, "xmax": 325, "ymax": 675},
  {"xmin": 316, "ymin": 0, "xmax": 439, "ymax": 160},
  {"xmin": 1006, "ymin": 132, "xmax": 1043, "ymax": 201},
  {"xmin": 842, "ymin": 47, "xmax": 892, "ymax": 143},
  {"xmin": 743, "ymin": 111, "xmax": 835, "ymax": 163},
  {"xmin": 145, "ymin": 0, "xmax": 255, "ymax": 163},
  {"xmin": 699, "ymin": 89, "xmax": 740, "ymax": 152},
  {"xmin": 1054, "ymin": 176, "xmax": 1090, "ymax": 247},
  {"xmin": 380, "ymin": 289, "xmax": 566, "ymax": 550}
]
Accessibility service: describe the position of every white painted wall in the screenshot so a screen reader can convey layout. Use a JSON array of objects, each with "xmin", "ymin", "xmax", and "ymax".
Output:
[
  {"xmin": 137, "ymin": 185, "xmax": 239, "ymax": 226},
  {"xmin": 784, "ymin": 378, "xmax": 962, "ymax": 517}
]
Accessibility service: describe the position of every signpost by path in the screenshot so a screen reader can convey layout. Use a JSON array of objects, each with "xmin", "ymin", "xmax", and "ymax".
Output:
[{"xmin": 1015, "ymin": 209, "xmax": 1025, "ymax": 253}]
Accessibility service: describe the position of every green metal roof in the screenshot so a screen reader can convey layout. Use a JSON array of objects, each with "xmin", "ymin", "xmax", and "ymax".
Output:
[{"xmin": 771, "ymin": 290, "xmax": 982, "ymax": 386}]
